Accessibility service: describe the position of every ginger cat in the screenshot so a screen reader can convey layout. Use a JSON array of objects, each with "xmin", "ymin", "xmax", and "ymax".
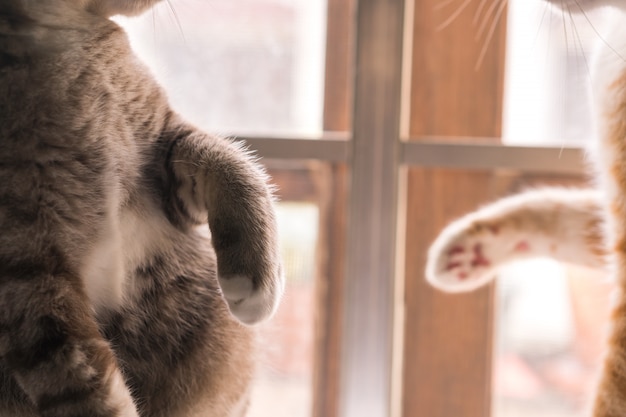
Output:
[
  {"xmin": 0, "ymin": 0, "xmax": 284, "ymax": 416},
  {"xmin": 426, "ymin": 0, "xmax": 626, "ymax": 415}
]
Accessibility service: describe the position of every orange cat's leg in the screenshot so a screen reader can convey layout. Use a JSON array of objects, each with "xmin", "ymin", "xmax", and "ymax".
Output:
[
  {"xmin": 589, "ymin": 68, "xmax": 626, "ymax": 416},
  {"xmin": 591, "ymin": 235, "xmax": 626, "ymax": 416},
  {"xmin": 425, "ymin": 188, "xmax": 606, "ymax": 293}
]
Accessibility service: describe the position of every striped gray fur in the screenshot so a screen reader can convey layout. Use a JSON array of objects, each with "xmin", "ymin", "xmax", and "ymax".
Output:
[{"xmin": 0, "ymin": 0, "xmax": 284, "ymax": 416}]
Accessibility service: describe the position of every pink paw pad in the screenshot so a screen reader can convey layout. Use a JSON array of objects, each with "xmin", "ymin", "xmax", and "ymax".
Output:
[
  {"xmin": 487, "ymin": 224, "xmax": 500, "ymax": 235},
  {"xmin": 470, "ymin": 243, "xmax": 490, "ymax": 268},
  {"xmin": 445, "ymin": 261, "xmax": 462, "ymax": 271},
  {"xmin": 447, "ymin": 245, "xmax": 465, "ymax": 256},
  {"xmin": 514, "ymin": 241, "xmax": 530, "ymax": 252}
]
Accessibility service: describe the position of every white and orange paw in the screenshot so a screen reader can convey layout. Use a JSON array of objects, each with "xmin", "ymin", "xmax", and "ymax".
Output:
[{"xmin": 425, "ymin": 219, "xmax": 531, "ymax": 292}]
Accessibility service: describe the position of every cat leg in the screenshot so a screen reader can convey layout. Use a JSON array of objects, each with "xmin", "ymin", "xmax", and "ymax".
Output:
[
  {"xmin": 426, "ymin": 188, "xmax": 606, "ymax": 292},
  {"xmin": 0, "ymin": 267, "xmax": 138, "ymax": 417},
  {"xmin": 587, "ymin": 57, "xmax": 626, "ymax": 416},
  {"xmin": 165, "ymin": 128, "xmax": 283, "ymax": 325}
]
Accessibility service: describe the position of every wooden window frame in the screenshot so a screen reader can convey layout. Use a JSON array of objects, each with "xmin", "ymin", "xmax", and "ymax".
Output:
[{"xmin": 238, "ymin": 0, "xmax": 588, "ymax": 416}]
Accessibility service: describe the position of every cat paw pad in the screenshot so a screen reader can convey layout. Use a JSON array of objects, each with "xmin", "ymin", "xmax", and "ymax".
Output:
[
  {"xmin": 426, "ymin": 222, "xmax": 506, "ymax": 292},
  {"xmin": 219, "ymin": 273, "xmax": 284, "ymax": 325}
]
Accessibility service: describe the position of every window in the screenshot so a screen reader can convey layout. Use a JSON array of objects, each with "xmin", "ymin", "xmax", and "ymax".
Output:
[
  {"xmin": 119, "ymin": 0, "xmax": 602, "ymax": 415},
  {"xmin": 496, "ymin": 2, "xmax": 611, "ymax": 416},
  {"xmin": 118, "ymin": 2, "xmax": 349, "ymax": 416}
]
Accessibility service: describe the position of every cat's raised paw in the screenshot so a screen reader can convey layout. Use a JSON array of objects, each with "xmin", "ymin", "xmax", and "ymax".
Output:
[
  {"xmin": 219, "ymin": 273, "xmax": 284, "ymax": 325},
  {"xmin": 425, "ymin": 220, "xmax": 510, "ymax": 292}
]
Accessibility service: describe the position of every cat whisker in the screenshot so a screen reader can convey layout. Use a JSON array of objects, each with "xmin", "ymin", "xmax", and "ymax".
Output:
[
  {"xmin": 563, "ymin": 6, "xmax": 593, "ymax": 154},
  {"xmin": 474, "ymin": 0, "xmax": 506, "ymax": 71},
  {"xmin": 433, "ymin": 0, "xmax": 458, "ymax": 12},
  {"xmin": 544, "ymin": 0, "xmax": 554, "ymax": 65},
  {"xmin": 557, "ymin": 2, "xmax": 571, "ymax": 152},
  {"xmin": 436, "ymin": 0, "xmax": 473, "ymax": 31},
  {"xmin": 472, "ymin": 0, "xmax": 489, "ymax": 25},
  {"xmin": 475, "ymin": 0, "xmax": 504, "ymax": 40},
  {"xmin": 151, "ymin": 4, "xmax": 157, "ymax": 45},
  {"xmin": 576, "ymin": 1, "xmax": 626, "ymax": 62},
  {"xmin": 533, "ymin": 2, "xmax": 551, "ymax": 45},
  {"xmin": 569, "ymin": 7, "xmax": 592, "ymax": 82},
  {"xmin": 165, "ymin": 0, "xmax": 186, "ymax": 42},
  {"xmin": 561, "ymin": 3, "xmax": 570, "ymax": 59}
]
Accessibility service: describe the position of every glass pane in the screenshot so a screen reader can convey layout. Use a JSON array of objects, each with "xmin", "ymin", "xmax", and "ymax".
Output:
[
  {"xmin": 115, "ymin": 0, "xmax": 327, "ymax": 136},
  {"xmin": 246, "ymin": 161, "xmax": 346, "ymax": 417},
  {"xmin": 407, "ymin": 0, "xmax": 506, "ymax": 139},
  {"xmin": 502, "ymin": 0, "xmax": 608, "ymax": 146},
  {"xmin": 490, "ymin": 175, "xmax": 610, "ymax": 417},
  {"xmin": 249, "ymin": 201, "xmax": 318, "ymax": 417},
  {"xmin": 403, "ymin": 165, "xmax": 608, "ymax": 417},
  {"xmin": 403, "ymin": 167, "xmax": 499, "ymax": 417},
  {"xmin": 493, "ymin": 263, "xmax": 611, "ymax": 417}
]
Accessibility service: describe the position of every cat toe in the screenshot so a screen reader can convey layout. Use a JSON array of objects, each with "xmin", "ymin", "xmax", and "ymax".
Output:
[
  {"xmin": 426, "ymin": 243, "xmax": 495, "ymax": 292},
  {"xmin": 219, "ymin": 273, "xmax": 284, "ymax": 325},
  {"xmin": 425, "ymin": 222, "xmax": 499, "ymax": 292}
]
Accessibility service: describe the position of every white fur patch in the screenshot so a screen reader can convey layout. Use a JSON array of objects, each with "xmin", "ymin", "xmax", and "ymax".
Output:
[
  {"xmin": 81, "ymin": 212, "xmax": 125, "ymax": 312},
  {"xmin": 106, "ymin": 368, "xmax": 139, "ymax": 417},
  {"xmin": 81, "ymin": 199, "xmax": 178, "ymax": 312},
  {"xmin": 219, "ymin": 273, "xmax": 284, "ymax": 325},
  {"xmin": 117, "ymin": 205, "xmax": 180, "ymax": 301}
]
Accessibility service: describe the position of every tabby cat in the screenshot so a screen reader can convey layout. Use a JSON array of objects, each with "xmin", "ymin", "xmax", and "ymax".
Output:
[
  {"xmin": 0, "ymin": 0, "xmax": 284, "ymax": 416},
  {"xmin": 426, "ymin": 0, "xmax": 626, "ymax": 415}
]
